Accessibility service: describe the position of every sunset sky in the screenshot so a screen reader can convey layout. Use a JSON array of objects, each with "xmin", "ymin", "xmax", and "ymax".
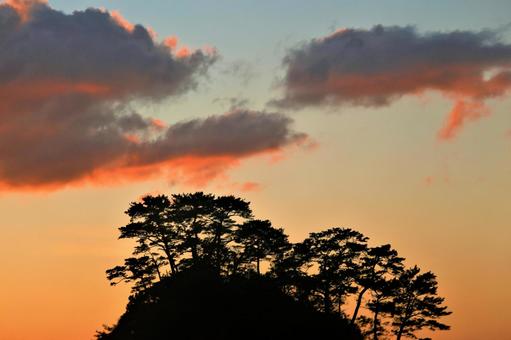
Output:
[{"xmin": 0, "ymin": 0, "xmax": 510, "ymax": 339}]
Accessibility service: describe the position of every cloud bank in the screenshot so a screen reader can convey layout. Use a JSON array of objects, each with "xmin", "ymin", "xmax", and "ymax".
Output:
[
  {"xmin": 0, "ymin": 1, "xmax": 307, "ymax": 190},
  {"xmin": 273, "ymin": 25, "xmax": 511, "ymax": 139}
]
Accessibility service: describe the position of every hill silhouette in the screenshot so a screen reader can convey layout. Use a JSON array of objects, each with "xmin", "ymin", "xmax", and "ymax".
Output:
[
  {"xmin": 97, "ymin": 192, "xmax": 451, "ymax": 340},
  {"xmin": 97, "ymin": 266, "xmax": 362, "ymax": 340}
]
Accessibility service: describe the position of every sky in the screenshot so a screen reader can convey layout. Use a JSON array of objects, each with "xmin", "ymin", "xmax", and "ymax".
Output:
[{"xmin": 0, "ymin": 0, "xmax": 510, "ymax": 339}]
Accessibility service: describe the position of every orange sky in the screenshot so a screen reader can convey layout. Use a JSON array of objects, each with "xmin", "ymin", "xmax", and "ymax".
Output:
[{"xmin": 0, "ymin": 1, "xmax": 510, "ymax": 339}]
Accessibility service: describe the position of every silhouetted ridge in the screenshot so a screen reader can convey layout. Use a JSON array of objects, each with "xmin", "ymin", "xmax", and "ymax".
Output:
[
  {"xmin": 97, "ymin": 266, "xmax": 362, "ymax": 340},
  {"xmin": 97, "ymin": 192, "xmax": 451, "ymax": 339}
]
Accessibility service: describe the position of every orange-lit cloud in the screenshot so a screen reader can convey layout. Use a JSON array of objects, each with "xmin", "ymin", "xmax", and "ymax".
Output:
[
  {"xmin": 239, "ymin": 181, "xmax": 261, "ymax": 192},
  {"xmin": 273, "ymin": 25, "xmax": 511, "ymax": 139},
  {"xmin": 0, "ymin": 1, "xmax": 216, "ymax": 102},
  {"xmin": 438, "ymin": 99, "xmax": 490, "ymax": 140},
  {"xmin": 0, "ymin": 80, "xmax": 111, "ymax": 100},
  {"xmin": 109, "ymin": 10, "xmax": 134, "ymax": 32},
  {"xmin": 0, "ymin": 107, "xmax": 307, "ymax": 190},
  {"xmin": 2, "ymin": 0, "xmax": 46, "ymax": 22},
  {"xmin": 164, "ymin": 36, "xmax": 178, "ymax": 49},
  {"xmin": 0, "ymin": 1, "xmax": 308, "ymax": 191},
  {"xmin": 214, "ymin": 180, "xmax": 262, "ymax": 193},
  {"xmin": 151, "ymin": 119, "xmax": 167, "ymax": 129},
  {"xmin": 0, "ymin": 141, "xmax": 301, "ymax": 193},
  {"xmin": 163, "ymin": 36, "xmax": 194, "ymax": 58},
  {"xmin": 176, "ymin": 47, "xmax": 192, "ymax": 58}
]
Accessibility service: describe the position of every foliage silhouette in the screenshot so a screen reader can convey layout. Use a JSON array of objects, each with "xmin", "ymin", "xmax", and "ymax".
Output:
[
  {"xmin": 99, "ymin": 192, "xmax": 451, "ymax": 340},
  {"xmin": 351, "ymin": 245, "xmax": 405, "ymax": 333},
  {"xmin": 301, "ymin": 228, "xmax": 368, "ymax": 313},
  {"xmin": 389, "ymin": 266, "xmax": 452, "ymax": 340},
  {"xmin": 235, "ymin": 219, "xmax": 290, "ymax": 274}
]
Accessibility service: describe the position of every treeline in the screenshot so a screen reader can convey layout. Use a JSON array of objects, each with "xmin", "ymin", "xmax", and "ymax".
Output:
[{"xmin": 104, "ymin": 192, "xmax": 450, "ymax": 340}]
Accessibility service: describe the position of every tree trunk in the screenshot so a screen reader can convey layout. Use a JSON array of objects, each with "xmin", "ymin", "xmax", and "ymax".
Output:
[
  {"xmin": 168, "ymin": 257, "xmax": 177, "ymax": 274},
  {"xmin": 396, "ymin": 323, "xmax": 405, "ymax": 340},
  {"xmin": 396, "ymin": 295, "xmax": 413, "ymax": 340},
  {"xmin": 351, "ymin": 287, "xmax": 368, "ymax": 324},
  {"xmin": 191, "ymin": 234, "xmax": 199, "ymax": 262},
  {"xmin": 149, "ymin": 254, "xmax": 162, "ymax": 280},
  {"xmin": 163, "ymin": 247, "xmax": 177, "ymax": 274},
  {"xmin": 323, "ymin": 287, "xmax": 332, "ymax": 313},
  {"xmin": 214, "ymin": 222, "xmax": 223, "ymax": 273},
  {"xmin": 372, "ymin": 300, "xmax": 380, "ymax": 340},
  {"xmin": 256, "ymin": 256, "xmax": 260, "ymax": 275},
  {"xmin": 190, "ymin": 216, "xmax": 199, "ymax": 263}
]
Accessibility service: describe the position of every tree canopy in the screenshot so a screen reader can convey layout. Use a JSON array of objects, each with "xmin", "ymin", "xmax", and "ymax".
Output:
[{"xmin": 99, "ymin": 192, "xmax": 451, "ymax": 340}]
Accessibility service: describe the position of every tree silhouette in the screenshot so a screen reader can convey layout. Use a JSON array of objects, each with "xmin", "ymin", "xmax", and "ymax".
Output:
[
  {"xmin": 106, "ymin": 256, "xmax": 160, "ymax": 293},
  {"xmin": 364, "ymin": 276, "xmax": 401, "ymax": 340},
  {"xmin": 201, "ymin": 194, "xmax": 252, "ymax": 273},
  {"xmin": 300, "ymin": 228, "xmax": 368, "ymax": 313},
  {"xmin": 170, "ymin": 192, "xmax": 216, "ymax": 265},
  {"xmin": 390, "ymin": 266, "xmax": 451, "ymax": 340},
  {"xmin": 235, "ymin": 219, "xmax": 290, "ymax": 274},
  {"xmin": 117, "ymin": 195, "xmax": 179, "ymax": 275},
  {"xmin": 351, "ymin": 244, "xmax": 404, "ymax": 325},
  {"xmin": 270, "ymin": 241, "xmax": 317, "ymax": 304},
  {"xmin": 99, "ymin": 192, "xmax": 451, "ymax": 340},
  {"xmin": 107, "ymin": 192, "xmax": 255, "ymax": 285}
]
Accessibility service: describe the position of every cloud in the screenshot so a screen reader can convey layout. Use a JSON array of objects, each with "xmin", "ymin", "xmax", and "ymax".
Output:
[
  {"xmin": 437, "ymin": 100, "xmax": 490, "ymax": 140},
  {"xmin": 272, "ymin": 25, "xmax": 511, "ymax": 139},
  {"xmin": 212, "ymin": 97, "xmax": 250, "ymax": 111},
  {"xmin": 0, "ymin": 1, "xmax": 215, "ymax": 100},
  {"xmin": 221, "ymin": 60, "xmax": 257, "ymax": 86},
  {"xmin": 138, "ymin": 110, "xmax": 306, "ymax": 161},
  {"xmin": 0, "ymin": 1, "xmax": 308, "ymax": 190}
]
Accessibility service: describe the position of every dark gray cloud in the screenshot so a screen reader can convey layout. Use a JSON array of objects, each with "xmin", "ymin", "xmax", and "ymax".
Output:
[
  {"xmin": 139, "ymin": 110, "xmax": 307, "ymax": 163},
  {"xmin": 0, "ymin": 1, "xmax": 307, "ymax": 189},
  {"xmin": 0, "ymin": 1, "xmax": 215, "ymax": 100},
  {"xmin": 272, "ymin": 25, "xmax": 511, "ymax": 138}
]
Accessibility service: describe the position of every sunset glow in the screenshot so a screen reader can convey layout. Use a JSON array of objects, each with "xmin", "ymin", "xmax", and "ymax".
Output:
[{"xmin": 0, "ymin": 1, "xmax": 510, "ymax": 340}]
